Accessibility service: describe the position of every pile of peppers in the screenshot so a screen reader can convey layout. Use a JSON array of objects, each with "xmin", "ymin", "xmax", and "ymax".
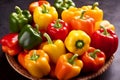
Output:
[{"xmin": 0, "ymin": 0, "xmax": 119, "ymax": 79}]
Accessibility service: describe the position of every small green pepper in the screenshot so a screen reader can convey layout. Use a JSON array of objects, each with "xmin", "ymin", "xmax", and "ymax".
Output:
[
  {"xmin": 9, "ymin": 6, "xmax": 32, "ymax": 33},
  {"xmin": 54, "ymin": 0, "xmax": 75, "ymax": 18},
  {"xmin": 18, "ymin": 24, "xmax": 42, "ymax": 50}
]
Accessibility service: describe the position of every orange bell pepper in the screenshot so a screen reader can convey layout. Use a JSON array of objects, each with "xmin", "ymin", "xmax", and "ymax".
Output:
[
  {"xmin": 61, "ymin": 7, "xmax": 82, "ymax": 25},
  {"xmin": 18, "ymin": 51, "xmax": 27, "ymax": 69},
  {"xmin": 70, "ymin": 11, "xmax": 95, "ymax": 36},
  {"xmin": 81, "ymin": 2, "xmax": 103, "ymax": 22},
  {"xmin": 55, "ymin": 53, "xmax": 83, "ymax": 80}
]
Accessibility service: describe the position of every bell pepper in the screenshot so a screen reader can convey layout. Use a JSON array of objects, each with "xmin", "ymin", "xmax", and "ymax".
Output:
[
  {"xmin": 0, "ymin": 33, "xmax": 22, "ymax": 56},
  {"xmin": 95, "ymin": 20, "xmax": 115, "ymax": 31},
  {"xmin": 81, "ymin": 47, "xmax": 106, "ymax": 72},
  {"xmin": 65, "ymin": 30, "xmax": 91, "ymax": 55},
  {"xmin": 55, "ymin": 53, "xmax": 83, "ymax": 80},
  {"xmin": 47, "ymin": 19, "xmax": 70, "ymax": 41},
  {"xmin": 90, "ymin": 26, "xmax": 118, "ymax": 59},
  {"xmin": 33, "ymin": 4, "xmax": 58, "ymax": 31},
  {"xmin": 29, "ymin": 0, "xmax": 50, "ymax": 13},
  {"xmin": 61, "ymin": 7, "xmax": 82, "ymax": 25},
  {"xmin": 18, "ymin": 24, "xmax": 42, "ymax": 50},
  {"xmin": 54, "ymin": 0, "xmax": 75, "ymax": 18},
  {"xmin": 42, "ymin": 33, "xmax": 66, "ymax": 63},
  {"xmin": 81, "ymin": 2, "xmax": 103, "ymax": 22},
  {"xmin": 25, "ymin": 49, "xmax": 51, "ymax": 78},
  {"xmin": 70, "ymin": 11, "xmax": 95, "ymax": 36},
  {"xmin": 9, "ymin": 6, "xmax": 32, "ymax": 33},
  {"xmin": 18, "ymin": 51, "xmax": 27, "ymax": 69}
]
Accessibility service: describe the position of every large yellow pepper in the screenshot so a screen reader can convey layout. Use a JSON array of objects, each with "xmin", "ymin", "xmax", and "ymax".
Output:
[
  {"xmin": 41, "ymin": 33, "xmax": 66, "ymax": 64},
  {"xmin": 24, "ymin": 49, "xmax": 51, "ymax": 78},
  {"xmin": 81, "ymin": 2, "xmax": 103, "ymax": 22},
  {"xmin": 65, "ymin": 30, "xmax": 91, "ymax": 55},
  {"xmin": 61, "ymin": 7, "xmax": 82, "ymax": 25},
  {"xmin": 33, "ymin": 4, "xmax": 58, "ymax": 31}
]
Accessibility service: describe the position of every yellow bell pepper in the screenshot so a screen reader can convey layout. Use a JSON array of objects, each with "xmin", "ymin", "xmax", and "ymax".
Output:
[
  {"xmin": 61, "ymin": 7, "xmax": 82, "ymax": 25},
  {"xmin": 42, "ymin": 33, "xmax": 66, "ymax": 64},
  {"xmin": 65, "ymin": 30, "xmax": 91, "ymax": 55},
  {"xmin": 81, "ymin": 2, "xmax": 103, "ymax": 22},
  {"xmin": 95, "ymin": 20, "xmax": 115, "ymax": 31},
  {"xmin": 24, "ymin": 49, "xmax": 51, "ymax": 78},
  {"xmin": 33, "ymin": 4, "xmax": 58, "ymax": 31}
]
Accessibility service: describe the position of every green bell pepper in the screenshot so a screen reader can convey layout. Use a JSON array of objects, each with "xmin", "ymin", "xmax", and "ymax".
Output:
[
  {"xmin": 54, "ymin": 0, "xmax": 75, "ymax": 18},
  {"xmin": 9, "ymin": 6, "xmax": 32, "ymax": 33},
  {"xmin": 18, "ymin": 24, "xmax": 42, "ymax": 50}
]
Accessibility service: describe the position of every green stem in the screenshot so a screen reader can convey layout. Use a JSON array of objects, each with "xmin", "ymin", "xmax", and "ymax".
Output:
[
  {"xmin": 91, "ymin": 2, "xmax": 99, "ymax": 9},
  {"xmin": 54, "ymin": 19, "xmax": 62, "ymax": 28},
  {"xmin": 100, "ymin": 25, "xmax": 109, "ymax": 35},
  {"xmin": 75, "ymin": 40, "xmax": 84, "ymax": 49},
  {"xmin": 89, "ymin": 49, "xmax": 100, "ymax": 59},
  {"xmin": 30, "ymin": 50, "xmax": 39, "ymax": 61},
  {"xmin": 15, "ymin": 6, "xmax": 23, "ymax": 16},
  {"xmin": 80, "ymin": 10, "xmax": 86, "ymax": 19},
  {"xmin": 68, "ymin": 54, "xmax": 78, "ymax": 65},
  {"xmin": 43, "ymin": 33, "xmax": 53, "ymax": 44},
  {"xmin": 42, "ymin": 4, "xmax": 49, "ymax": 13}
]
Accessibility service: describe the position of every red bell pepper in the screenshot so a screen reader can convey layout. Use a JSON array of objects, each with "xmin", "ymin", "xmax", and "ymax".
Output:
[
  {"xmin": 29, "ymin": 0, "xmax": 50, "ymax": 13},
  {"xmin": 81, "ymin": 47, "xmax": 106, "ymax": 72},
  {"xmin": 47, "ymin": 19, "xmax": 70, "ymax": 41},
  {"xmin": 0, "ymin": 33, "xmax": 22, "ymax": 56},
  {"xmin": 90, "ymin": 26, "xmax": 118, "ymax": 59}
]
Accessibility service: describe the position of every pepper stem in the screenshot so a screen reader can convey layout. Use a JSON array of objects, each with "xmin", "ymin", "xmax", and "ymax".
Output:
[
  {"xmin": 80, "ymin": 10, "xmax": 86, "ymax": 19},
  {"xmin": 54, "ymin": 19, "xmax": 62, "ymax": 28},
  {"xmin": 89, "ymin": 49, "xmax": 100, "ymax": 59},
  {"xmin": 68, "ymin": 54, "xmax": 78, "ymax": 65},
  {"xmin": 75, "ymin": 40, "xmax": 84, "ymax": 49},
  {"xmin": 15, "ymin": 6, "xmax": 23, "ymax": 15},
  {"xmin": 43, "ymin": 33, "xmax": 53, "ymax": 44},
  {"xmin": 91, "ymin": 2, "xmax": 99, "ymax": 9},
  {"xmin": 100, "ymin": 25, "xmax": 109, "ymax": 36},
  {"xmin": 42, "ymin": 4, "xmax": 49, "ymax": 13},
  {"xmin": 30, "ymin": 50, "xmax": 39, "ymax": 61}
]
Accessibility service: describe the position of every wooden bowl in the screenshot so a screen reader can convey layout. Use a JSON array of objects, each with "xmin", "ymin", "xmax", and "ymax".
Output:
[{"xmin": 5, "ymin": 53, "xmax": 114, "ymax": 80}]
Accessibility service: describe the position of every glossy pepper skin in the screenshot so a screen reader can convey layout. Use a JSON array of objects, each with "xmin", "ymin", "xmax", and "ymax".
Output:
[
  {"xmin": 18, "ymin": 24, "xmax": 42, "ymax": 50},
  {"xmin": 29, "ymin": 0, "xmax": 50, "ymax": 13},
  {"xmin": 0, "ymin": 33, "xmax": 22, "ymax": 56},
  {"xmin": 42, "ymin": 33, "xmax": 66, "ymax": 64},
  {"xmin": 47, "ymin": 19, "xmax": 70, "ymax": 41},
  {"xmin": 95, "ymin": 20, "xmax": 115, "ymax": 31},
  {"xmin": 33, "ymin": 5, "xmax": 58, "ymax": 31},
  {"xmin": 70, "ymin": 11, "xmax": 95, "ymax": 36},
  {"xmin": 25, "ymin": 50, "xmax": 51, "ymax": 78},
  {"xmin": 9, "ymin": 6, "xmax": 32, "ymax": 33},
  {"xmin": 90, "ymin": 26, "xmax": 118, "ymax": 59},
  {"xmin": 65, "ymin": 30, "xmax": 91, "ymax": 55},
  {"xmin": 55, "ymin": 53, "xmax": 83, "ymax": 80},
  {"xmin": 62, "ymin": 7, "xmax": 81, "ymax": 25},
  {"xmin": 81, "ymin": 47, "xmax": 106, "ymax": 72},
  {"xmin": 54, "ymin": 0, "xmax": 75, "ymax": 18},
  {"xmin": 81, "ymin": 2, "xmax": 103, "ymax": 22}
]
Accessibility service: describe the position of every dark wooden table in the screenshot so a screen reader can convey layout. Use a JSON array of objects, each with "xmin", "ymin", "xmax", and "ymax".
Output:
[{"xmin": 0, "ymin": 0, "xmax": 120, "ymax": 80}]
